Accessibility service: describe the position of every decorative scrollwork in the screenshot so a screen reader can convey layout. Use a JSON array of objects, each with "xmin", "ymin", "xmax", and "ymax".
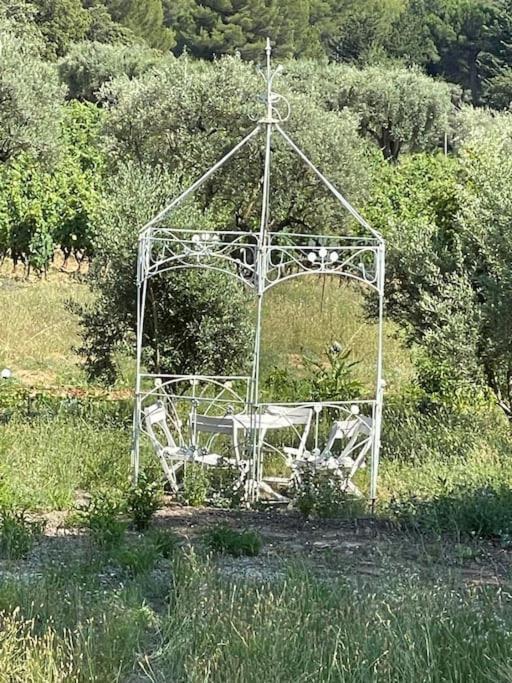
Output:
[
  {"xmin": 142, "ymin": 229, "xmax": 259, "ymax": 289},
  {"xmin": 263, "ymin": 234, "xmax": 382, "ymax": 291}
]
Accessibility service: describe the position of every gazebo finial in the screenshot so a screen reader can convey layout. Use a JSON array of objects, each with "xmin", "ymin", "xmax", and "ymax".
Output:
[{"xmin": 259, "ymin": 37, "xmax": 290, "ymax": 125}]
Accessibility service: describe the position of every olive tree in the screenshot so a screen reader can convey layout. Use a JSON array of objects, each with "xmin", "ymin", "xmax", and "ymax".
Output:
[
  {"xmin": 336, "ymin": 64, "xmax": 456, "ymax": 161},
  {"xmin": 283, "ymin": 61, "xmax": 457, "ymax": 162},
  {"xmin": 455, "ymin": 117, "xmax": 512, "ymax": 418},
  {"xmin": 77, "ymin": 163, "xmax": 253, "ymax": 383},
  {"xmin": 59, "ymin": 40, "xmax": 165, "ymax": 102},
  {"xmin": 366, "ymin": 118, "xmax": 512, "ymax": 418},
  {"xmin": 0, "ymin": 18, "xmax": 65, "ymax": 163}
]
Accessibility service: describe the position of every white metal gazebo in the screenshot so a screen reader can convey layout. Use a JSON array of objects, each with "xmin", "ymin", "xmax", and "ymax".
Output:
[{"xmin": 132, "ymin": 41, "xmax": 386, "ymax": 506}]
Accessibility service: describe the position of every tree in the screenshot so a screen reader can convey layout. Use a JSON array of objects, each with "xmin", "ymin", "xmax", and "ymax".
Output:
[
  {"xmin": 167, "ymin": 0, "xmax": 277, "ymax": 59},
  {"xmin": 77, "ymin": 163, "xmax": 253, "ymax": 382},
  {"xmin": 83, "ymin": 2, "xmax": 137, "ymax": 44},
  {"xmin": 328, "ymin": 0, "xmax": 407, "ymax": 64},
  {"xmin": 0, "ymin": 17, "xmax": 64, "ymax": 163},
  {"xmin": 101, "ymin": 0, "xmax": 175, "ymax": 50},
  {"xmin": 29, "ymin": 0, "xmax": 92, "ymax": 58},
  {"xmin": 485, "ymin": 68, "xmax": 512, "ymax": 109},
  {"xmin": 454, "ymin": 116, "xmax": 512, "ymax": 417},
  {"xmin": 166, "ymin": 0, "xmax": 327, "ymax": 59},
  {"xmin": 429, "ymin": 0, "xmax": 499, "ymax": 104},
  {"xmin": 365, "ymin": 117, "xmax": 512, "ymax": 419},
  {"xmin": 333, "ymin": 64, "xmax": 456, "ymax": 161},
  {"xmin": 384, "ymin": 0, "xmax": 446, "ymax": 67},
  {"xmin": 58, "ymin": 40, "xmax": 164, "ymax": 101}
]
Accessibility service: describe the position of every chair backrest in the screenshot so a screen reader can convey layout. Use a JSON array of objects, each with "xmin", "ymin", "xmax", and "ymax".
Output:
[
  {"xmin": 265, "ymin": 405, "xmax": 313, "ymax": 457},
  {"xmin": 193, "ymin": 413, "xmax": 235, "ymax": 435},
  {"xmin": 144, "ymin": 402, "xmax": 179, "ymax": 453},
  {"xmin": 324, "ymin": 416, "xmax": 373, "ymax": 459}
]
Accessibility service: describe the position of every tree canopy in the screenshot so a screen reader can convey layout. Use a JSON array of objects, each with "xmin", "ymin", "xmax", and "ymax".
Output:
[{"xmin": 0, "ymin": 16, "xmax": 65, "ymax": 163}]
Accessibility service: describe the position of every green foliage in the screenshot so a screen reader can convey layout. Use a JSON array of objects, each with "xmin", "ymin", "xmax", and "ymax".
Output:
[
  {"xmin": 58, "ymin": 40, "xmax": 164, "ymax": 101},
  {"xmin": 146, "ymin": 527, "xmax": 180, "ymax": 558},
  {"xmin": 0, "ymin": 16, "xmax": 64, "ymax": 164},
  {"xmin": 101, "ymin": 56, "xmax": 371, "ymax": 234},
  {"xmin": 264, "ymin": 343, "xmax": 362, "ymax": 403},
  {"xmin": 295, "ymin": 466, "xmax": 366, "ymax": 519},
  {"xmin": 102, "ymin": 0, "xmax": 174, "ymax": 50},
  {"xmin": 166, "ymin": 0, "xmax": 322, "ymax": 59},
  {"xmin": 203, "ymin": 523, "xmax": 262, "ymax": 557},
  {"xmin": 328, "ymin": 0, "xmax": 407, "ymax": 64},
  {"xmin": 79, "ymin": 490, "xmax": 127, "ymax": 548},
  {"xmin": 2, "ymin": 155, "xmax": 58, "ymax": 272},
  {"xmin": 78, "ymin": 163, "xmax": 253, "ymax": 382},
  {"xmin": 110, "ymin": 535, "xmax": 161, "ymax": 574},
  {"xmin": 30, "ymin": 0, "xmax": 92, "ymax": 58},
  {"xmin": 388, "ymin": 484, "xmax": 512, "ymax": 538},
  {"xmin": 182, "ymin": 464, "xmax": 209, "ymax": 508},
  {"xmin": 305, "ymin": 343, "xmax": 363, "ymax": 402},
  {"xmin": 0, "ymin": 508, "xmax": 45, "ymax": 560},
  {"xmin": 367, "ymin": 118, "xmax": 512, "ymax": 418},
  {"xmin": 382, "ymin": 395, "xmax": 508, "ymax": 464},
  {"xmin": 337, "ymin": 64, "xmax": 456, "ymax": 161},
  {"xmin": 127, "ymin": 469, "xmax": 162, "ymax": 530}
]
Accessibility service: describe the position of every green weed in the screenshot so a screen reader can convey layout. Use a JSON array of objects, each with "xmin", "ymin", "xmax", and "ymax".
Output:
[
  {"xmin": 79, "ymin": 491, "xmax": 126, "ymax": 549},
  {"xmin": 203, "ymin": 524, "xmax": 263, "ymax": 557},
  {"xmin": 127, "ymin": 469, "xmax": 163, "ymax": 531},
  {"xmin": 295, "ymin": 466, "xmax": 367, "ymax": 519},
  {"xmin": 0, "ymin": 508, "xmax": 45, "ymax": 560}
]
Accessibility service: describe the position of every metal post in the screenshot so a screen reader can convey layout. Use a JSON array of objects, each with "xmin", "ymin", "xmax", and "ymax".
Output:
[
  {"xmin": 132, "ymin": 235, "xmax": 149, "ymax": 484},
  {"xmin": 370, "ymin": 243, "xmax": 385, "ymax": 509},
  {"xmin": 249, "ymin": 38, "xmax": 275, "ymax": 501}
]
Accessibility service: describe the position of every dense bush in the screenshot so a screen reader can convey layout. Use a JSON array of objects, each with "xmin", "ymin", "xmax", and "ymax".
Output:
[{"xmin": 366, "ymin": 119, "xmax": 512, "ymax": 419}]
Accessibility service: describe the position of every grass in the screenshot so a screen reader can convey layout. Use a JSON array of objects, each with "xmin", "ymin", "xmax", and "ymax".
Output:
[
  {"xmin": 0, "ymin": 417, "xmax": 131, "ymax": 510},
  {"xmin": 0, "ymin": 272, "xmax": 91, "ymax": 387},
  {"xmin": 0, "ymin": 547, "xmax": 511, "ymax": 682},
  {"xmin": 261, "ymin": 278, "xmax": 413, "ymax": 393}
]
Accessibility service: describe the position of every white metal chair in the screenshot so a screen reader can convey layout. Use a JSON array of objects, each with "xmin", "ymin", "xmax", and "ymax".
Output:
[
  {"xmin": 144, "ymin": 402, "xmax": 193, "ymax": 491},
  {"xmin": 189, "ymin": 412, "xmax": 251, "ymax": 487},
  {"xmin": 318, "ymin": 417, "xmax": 373, "ymax": 496},
  {"xmin": 255, "ymin": 405, "xmax": 313, "ymax": 499},
  {"xmin": 262, "ymin": 405, "xmax": 314, "ymax": 464}
]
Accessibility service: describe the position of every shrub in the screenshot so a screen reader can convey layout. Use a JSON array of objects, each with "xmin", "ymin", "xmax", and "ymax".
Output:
[
  {"xmin": 110, "ymin": 537, "xmax": 160, "ymax": 575},
  {"xmin": 263, "ymin": 343, "xmax": 362, "ymax": 403},
  {"xmin": 77, "ymin": 163, "xmax": 253, "ymax": 383},
  {"xmin": 127, "ymin": 469, "xmax": 163, "ymax": 531},
  {"xmin": 147, "ymin": 528, "xmax": 180, "ymax": 559},
  {"xmin": 388, "ymin": 484, "xmax": 512, "ymax": 539},
  {"xmin": 295, "ymin": 466, "xmax": 366, "ymax": 519},
  {"xmin": 182, "ymin": 465, "xmax": 209, "ymax": 508},
  {"xmin": 0, "ymin": 508, "xmax": 45, "ymax": 560},
  {"xmin": 79, "ymin": 491, "xmax": 126, "ymax": 549},
  {"xmin": 203, "ymin": 524, "xmax": 263, "ymax": 557}
]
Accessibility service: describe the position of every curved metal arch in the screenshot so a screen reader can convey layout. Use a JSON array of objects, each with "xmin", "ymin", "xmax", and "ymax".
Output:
[
  {"xmin": 263, "ymin": 240, "xmax": 383, "ymax": 293},
  {"xmin": 142, "ymin": 262, "xmax": 257, "ymax": 290},
  {"xmin": 262, "ymin": 266, "xmax": 381, "ymax": 294},
  {"xmin": 140, "ymin": 375, "xmax": 250, "ymax": 407}
]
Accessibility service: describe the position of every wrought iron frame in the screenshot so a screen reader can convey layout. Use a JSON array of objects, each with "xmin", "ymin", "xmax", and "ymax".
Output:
[{"xmin": 132, "ymin": 40, "xmax": 386, "ymax": 505}]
